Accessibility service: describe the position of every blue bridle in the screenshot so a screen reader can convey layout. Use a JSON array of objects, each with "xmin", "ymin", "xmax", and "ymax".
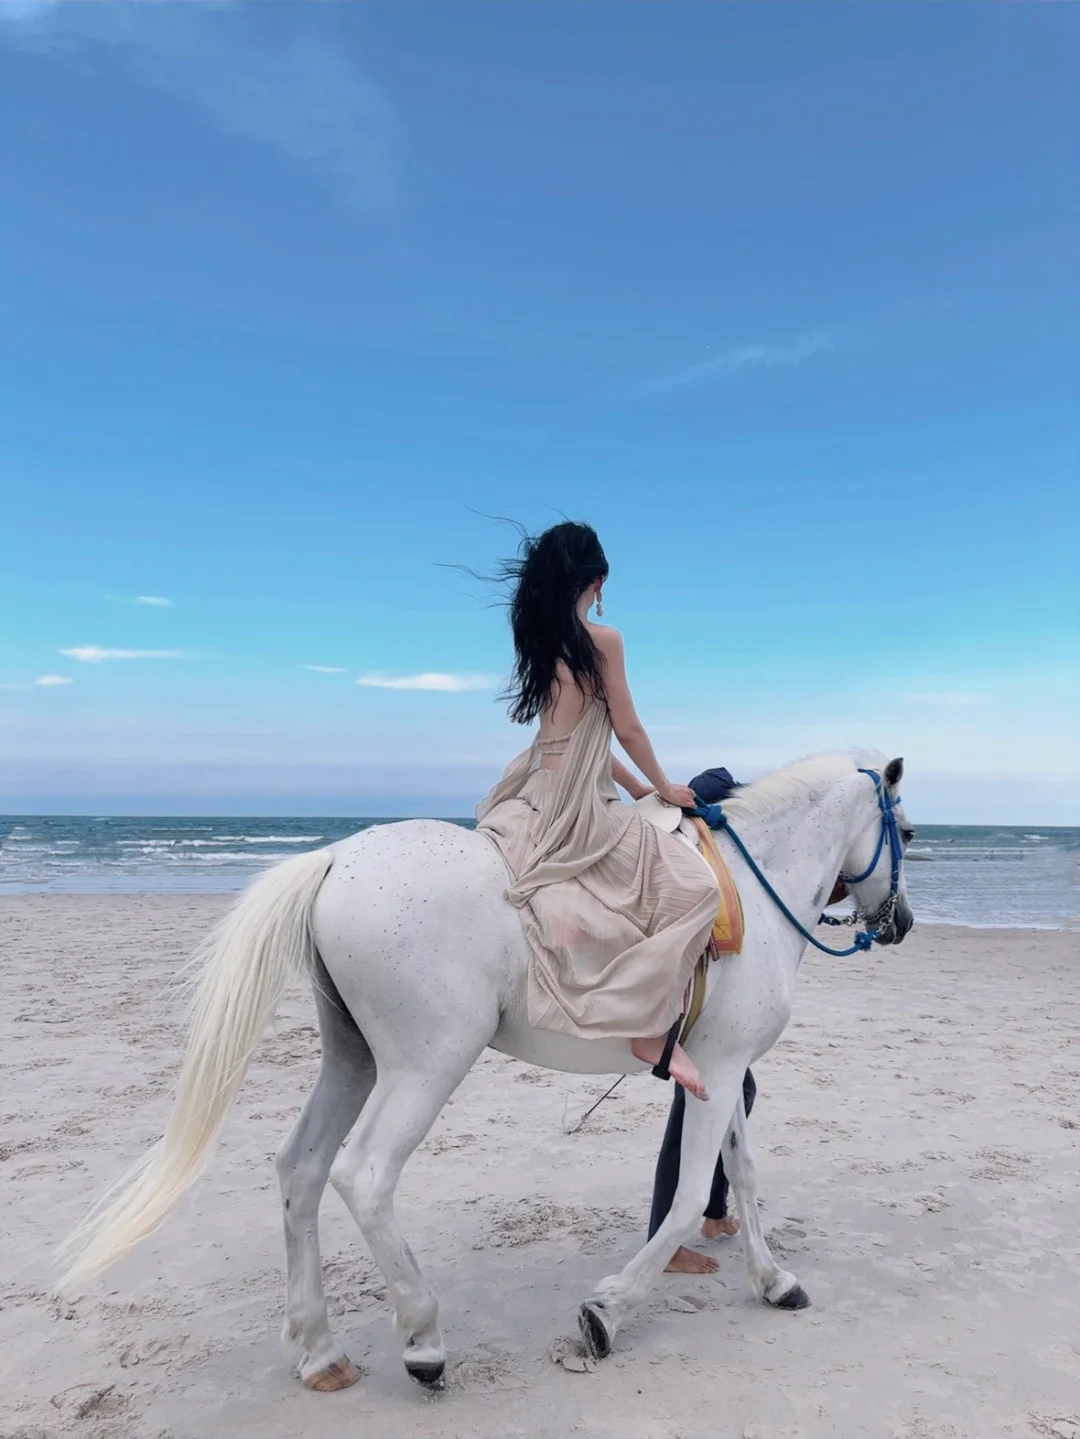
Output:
[{"xmin": 686, "ymin": 767, "xmax": 903, "ymax": 958}]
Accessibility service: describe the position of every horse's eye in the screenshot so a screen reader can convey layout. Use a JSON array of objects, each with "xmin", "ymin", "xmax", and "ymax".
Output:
[{"xmin": 900, "ymin": 828, "xmax": 915, "ymax": 843}]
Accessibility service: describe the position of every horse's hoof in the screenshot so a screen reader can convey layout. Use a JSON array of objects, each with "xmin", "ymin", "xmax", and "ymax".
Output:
[
  {"xmin": 770, "ymin": 1283, "xmax": 811, "ymax": 1311},
  {"xmin": 304, "ymin": 1357, "xmax": 362, "ymax": 1391},
  {"xmin": 578, "ymin": 1300, "xmax": 614, "ymax": 1361},
  {"xmin": 405, "ymin": 1357, "xmax": 446, "ymax": 1390}
]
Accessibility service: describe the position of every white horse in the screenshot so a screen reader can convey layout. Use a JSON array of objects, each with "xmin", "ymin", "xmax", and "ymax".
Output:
[{"xmin": 59, "ymin": 749, "xmax": 914, "ymax": 1393}]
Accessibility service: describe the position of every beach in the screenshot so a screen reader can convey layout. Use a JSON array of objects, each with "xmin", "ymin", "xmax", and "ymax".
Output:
[{"xmin": 1, "ymin": 894, "xmax": 1077, "ymax": 1439}]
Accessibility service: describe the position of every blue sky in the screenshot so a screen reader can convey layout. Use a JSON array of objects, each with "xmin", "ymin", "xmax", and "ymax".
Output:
[{"xmin": 1, "ymin": 2, "xmax": 1077, "ymax": 822}]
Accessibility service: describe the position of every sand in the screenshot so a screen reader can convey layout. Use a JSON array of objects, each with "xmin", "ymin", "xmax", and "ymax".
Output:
[{"xmin": 1, "ymin": 894, "xmax": 1078, "ymax": 1439}]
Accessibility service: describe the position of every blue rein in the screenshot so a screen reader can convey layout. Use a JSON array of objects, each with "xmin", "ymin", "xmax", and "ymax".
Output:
[{"xmin": 686, "ymin": 768, "xmax": 902, "ymax": 958}]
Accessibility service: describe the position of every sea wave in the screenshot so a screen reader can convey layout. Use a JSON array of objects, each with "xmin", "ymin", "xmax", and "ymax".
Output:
[{"xmin": 2, "ymin": 819, "xmax": 1074, "ymax": 923}]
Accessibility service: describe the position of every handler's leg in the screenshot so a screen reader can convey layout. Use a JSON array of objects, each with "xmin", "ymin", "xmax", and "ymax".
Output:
[{"xmin": 648, "ymin": 1083, "xmax": 685, "ymax": 1239}]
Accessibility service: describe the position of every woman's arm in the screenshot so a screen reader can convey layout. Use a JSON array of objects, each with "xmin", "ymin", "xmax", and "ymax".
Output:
[
  {"xmin": 610, "ymin": 754, "xmax": 652, "ymax": 801},
  {"xmin": 593, "ymin": 627, "xmax": 697, "ymax": 809}
]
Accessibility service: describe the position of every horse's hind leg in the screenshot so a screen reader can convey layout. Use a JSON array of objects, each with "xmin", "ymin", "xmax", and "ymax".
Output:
[
  {"xmin": 277, "ymin": 966, "xmax": 376, "ymax": 1390},
  {"xmin": 725, "ymin": 1091, "xmax": 810, "ymax": 1310},
  {"xmin": 329, "ymin": 1036, "xmax": 489, "ymax": 1390}
]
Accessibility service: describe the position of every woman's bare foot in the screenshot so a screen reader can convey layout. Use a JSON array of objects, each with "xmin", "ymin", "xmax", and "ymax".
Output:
[
  {"xmin": 664, "ymin": 1246, "xmax": 719, "ymax": 1274},
  {"xmin": 630, "ymin": 1038, "xmax": 709, "ymax": 1101},
  {"xmin": 701, "ymin": 1216, "xmax": 739, "ymax": 1239}
]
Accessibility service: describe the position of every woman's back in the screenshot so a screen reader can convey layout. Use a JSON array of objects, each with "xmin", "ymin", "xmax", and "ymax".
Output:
[{"xmin": 537, "ymin": 647, "xmax": 606, "ymax": 762}]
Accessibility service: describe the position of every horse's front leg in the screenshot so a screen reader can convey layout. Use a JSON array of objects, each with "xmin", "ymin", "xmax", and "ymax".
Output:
[
  {"xmin": 578, "ymin": 1060, "xmax": 746, "ymax": 1360},
  {"xmin": 725, "ymin": 1091, "xmax": 810, "ymax": 1310}
]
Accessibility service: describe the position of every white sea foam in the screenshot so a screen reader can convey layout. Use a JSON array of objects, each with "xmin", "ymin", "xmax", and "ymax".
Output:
[{"xmin": 3, "ymin": 820, "xmax": 1073, "ymax": 925}]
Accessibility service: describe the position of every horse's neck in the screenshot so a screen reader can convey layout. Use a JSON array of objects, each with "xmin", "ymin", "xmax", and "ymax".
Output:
[{"xmin": 736, "ymin": 780, "xmax": 863, "ymax": 937}]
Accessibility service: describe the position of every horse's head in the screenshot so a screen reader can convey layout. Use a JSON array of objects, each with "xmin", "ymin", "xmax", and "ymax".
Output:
[{"xmin": 839, "ymin": 756, "xmax": 914, "ymax": 946}]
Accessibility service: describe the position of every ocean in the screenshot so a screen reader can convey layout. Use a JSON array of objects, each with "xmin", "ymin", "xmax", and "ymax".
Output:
[{"xmin": 1, "ymin": 816, "xmax": 1077, "ymax": 930}]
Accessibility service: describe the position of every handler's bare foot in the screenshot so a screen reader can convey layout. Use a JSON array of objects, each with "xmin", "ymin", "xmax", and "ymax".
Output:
[
  {"xmin": 630, "ymin": 1038, "xmax": 709, "ymax": 1100},
  {"xmin": 702, "ymin": 1216, "xmax": 739, "ymax": 1239},
  {"xmin": 664, "ymin": 1246, "xmax": 719, "ymax": 1274}
]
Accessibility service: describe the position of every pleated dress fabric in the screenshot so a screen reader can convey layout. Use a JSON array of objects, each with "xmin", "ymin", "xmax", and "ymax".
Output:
[{"xmin": 476, "ymin": 702, "xmax": 719, "ymax": 1040}]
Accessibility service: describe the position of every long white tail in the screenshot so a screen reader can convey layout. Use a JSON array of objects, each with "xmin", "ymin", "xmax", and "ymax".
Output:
[{"xmin": 58, "ymin": 845, "xmax": 335, "ymax": 1291}]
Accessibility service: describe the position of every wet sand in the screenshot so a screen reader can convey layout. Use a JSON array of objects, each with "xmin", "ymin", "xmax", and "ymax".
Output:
[{"xmin": 1, "ymin": 894, "xmax": 1077, "ymax": 1439}]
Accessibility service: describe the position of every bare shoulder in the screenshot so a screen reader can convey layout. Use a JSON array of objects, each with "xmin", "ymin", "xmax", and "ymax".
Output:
[{"xmin": 588, "ymin": 623, "xmax": 623, "ymax": 654}]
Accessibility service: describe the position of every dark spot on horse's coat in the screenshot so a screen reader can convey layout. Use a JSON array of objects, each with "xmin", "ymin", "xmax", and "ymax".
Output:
[{"xmin": 285, "ymin": 1198, "xmax": 290, "ymax": 1210}]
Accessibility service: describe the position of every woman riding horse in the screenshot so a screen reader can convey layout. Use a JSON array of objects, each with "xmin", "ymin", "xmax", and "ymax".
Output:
[{"xmin": 476, "ymin": 521, "xmax": 720, "ymax": 1099}]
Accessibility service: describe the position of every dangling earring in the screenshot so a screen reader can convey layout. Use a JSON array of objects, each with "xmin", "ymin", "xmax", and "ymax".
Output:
[{"xmin": 595, "ymin": 589, "xmax": 604, "ymax": 618}]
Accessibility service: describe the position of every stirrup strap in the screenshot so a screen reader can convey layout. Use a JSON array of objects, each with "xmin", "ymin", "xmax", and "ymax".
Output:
[{"xmin": 651, "ymin": 1017, "xmax": 683, "ymax": 1082}]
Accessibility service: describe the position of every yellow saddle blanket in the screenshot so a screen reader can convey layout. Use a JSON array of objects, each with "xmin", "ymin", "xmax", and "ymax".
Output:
[
  {"xmin": 690, "ymin": 816, "xmax": 745, "ymax": 954},
  {"xmin": 678, "ymin": 817, "xmax": 744, "ymax": 1044}
]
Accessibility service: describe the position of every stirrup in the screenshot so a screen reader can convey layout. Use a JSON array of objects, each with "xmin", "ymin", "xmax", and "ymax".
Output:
[{"xmin": 651, "ymin": 1017, "xmax": 683, "ymax": 1082}]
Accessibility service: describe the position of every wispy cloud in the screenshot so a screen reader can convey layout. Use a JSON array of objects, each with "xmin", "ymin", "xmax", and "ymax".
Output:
[
  {"xmin": 136, "ymin": 595, "xmax": 176, "ymax": 608},
  {"xmin": 1, "ymin": 0, "xmax": 57, "ymax": 16},
  {"xmin": 34, "ymin": 674, "xmax": 73, "ymax": 686},
  {"xmin": 60, "ymin": 646, "xmax": 185, "ymax": 663},
  {"xmin": 904, "ymin": 692, "xmax": 986, "ymax": 708},
  {"xmin": 357, "ymin": 672, "xmax": 497, "ymax": 692},
  {"xmin": 0, "ymin": 0, "xmax": 401, "ymax": 218},
  {"xmin": 302, "ymin": 664, "xmax": 347, "ymax": 674},
  {"xmin": 633, "ymin": 333, "xmax": 836, "ymax": 401}
]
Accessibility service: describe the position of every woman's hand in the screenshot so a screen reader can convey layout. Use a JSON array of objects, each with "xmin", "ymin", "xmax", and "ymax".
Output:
[{"xmin": 658, "ymin": 782, "xmax": 698, "ymax": 810}]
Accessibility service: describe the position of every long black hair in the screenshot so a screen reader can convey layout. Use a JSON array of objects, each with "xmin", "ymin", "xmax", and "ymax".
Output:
[{"xmin": 499, "ymin": 521, "xmax": 609, "ymax": 724}]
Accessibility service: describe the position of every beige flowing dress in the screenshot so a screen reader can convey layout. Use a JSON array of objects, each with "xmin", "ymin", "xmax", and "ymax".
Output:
[{"xmin": 476, "ymin": 701, "xmax": 719, "ymax": 1040}]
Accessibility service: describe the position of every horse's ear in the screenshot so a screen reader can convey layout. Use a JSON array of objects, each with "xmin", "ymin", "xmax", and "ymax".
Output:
[{"xmin": 884, "ymin": 756, "xmax": 904, "ymax": 787}]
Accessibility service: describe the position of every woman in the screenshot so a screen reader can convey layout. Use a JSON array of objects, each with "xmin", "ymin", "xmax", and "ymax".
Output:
[{"xmin": 476, "ymin": 522, "xmax": 718, "ymax": 1100}]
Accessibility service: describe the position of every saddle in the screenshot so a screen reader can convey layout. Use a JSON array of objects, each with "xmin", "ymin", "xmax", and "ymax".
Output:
[{"xmin": 634, "ymin": 794, "xmax": 745, "ymax": 1076}]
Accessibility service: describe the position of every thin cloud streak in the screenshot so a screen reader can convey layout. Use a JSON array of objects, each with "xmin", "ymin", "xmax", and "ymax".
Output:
[
  {"xmin": 302, "ymin": 665, "xmax": 347, "ymax": 674},
  {"xmin": 634, "ymin": 333, "xmax": 836, "ymax": 400},
  {"xmin": 136, "ymin": 595, "xmax": 176, "ymax": 608},
  {"xmin": 34, "ymin": 674, "xmax": 73, "ymax": 686},
  {"xmin": 357, "ymin": 672, "xmax": 497, "ymax": 692},
  {"xmin": 60, "ymin": 647, "xmax": 185, "ymax": 663},
  {"xmin": 0, "ymin": 1, "xmax": 57, "ymax": 16},
  {"xmin": 0, "ymin": 0, "xmax": 401, "ymax": 218}
]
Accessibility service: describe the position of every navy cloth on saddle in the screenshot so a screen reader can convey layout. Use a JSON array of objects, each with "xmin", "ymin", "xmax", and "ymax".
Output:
[{"xmin": 688, "ymin": 766, "xmax": 741, "ymax": 804}]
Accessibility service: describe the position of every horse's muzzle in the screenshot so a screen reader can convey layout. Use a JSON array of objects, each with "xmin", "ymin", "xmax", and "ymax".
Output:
[{"xmin": 877, "ymin": 897, "xmax": 914, "ymax": 946}]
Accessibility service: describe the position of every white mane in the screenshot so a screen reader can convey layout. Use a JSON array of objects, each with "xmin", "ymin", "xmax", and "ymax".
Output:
[{"xmin": 722, "ymin": 749, "xmax": 887, "ymax": 823}]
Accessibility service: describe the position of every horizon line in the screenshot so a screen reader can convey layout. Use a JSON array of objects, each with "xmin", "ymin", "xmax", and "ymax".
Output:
[{"xmin": 2, "ymin": 808, "xmax": 1075, "ymax": 828}]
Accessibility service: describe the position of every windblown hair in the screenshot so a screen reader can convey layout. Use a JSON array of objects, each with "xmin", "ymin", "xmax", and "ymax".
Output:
[{"xmin": 499, "ymin": 521, "xmax": 610, "ymax": 724}]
